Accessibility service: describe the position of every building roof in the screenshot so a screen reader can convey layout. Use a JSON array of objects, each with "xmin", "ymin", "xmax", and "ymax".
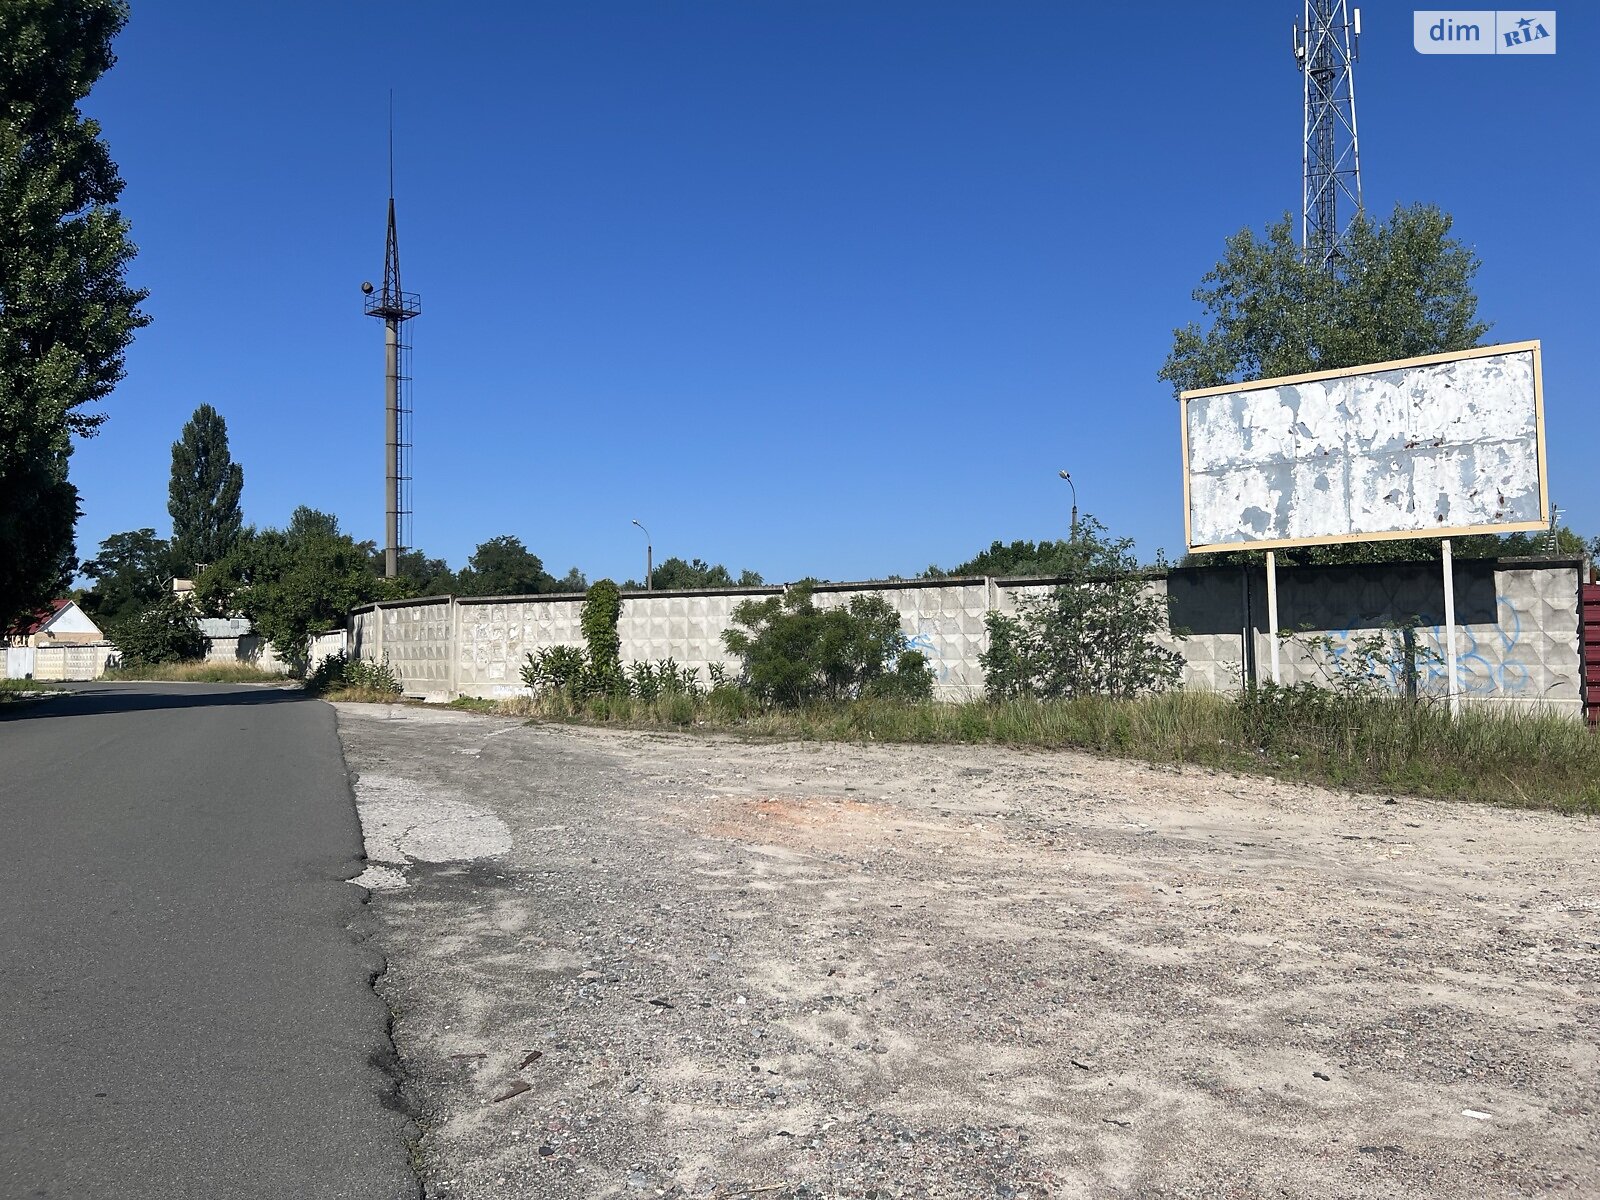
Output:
[{"xmin": 11, "ymin": 598, "xmax": 73, "ymax": 637}]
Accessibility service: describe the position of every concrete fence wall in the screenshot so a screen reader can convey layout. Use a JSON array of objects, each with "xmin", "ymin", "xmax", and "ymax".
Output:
[
  {"xmin": 202, "ymin": 634, "xmax": 292, "ymax": 673},
  {"xmin": 347, "ymin": 558, "xmax": 1585, "ymax": 717},
  {"xmin": 30, "ymin": 642, "xmax": 117, "ymax": 682},
  {"xmin": 308, "ymin": 629, "xmax": 348, "ymax": 674}
]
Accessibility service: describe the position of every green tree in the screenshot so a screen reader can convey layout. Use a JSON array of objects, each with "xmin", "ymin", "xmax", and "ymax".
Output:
[
  {"xmin": 80, "ymin": 527, "xmax": 173, "ymax": 622},
  {"xmin": 168, "ymin": 404, "xmax": 244, "ymax": 574},
  {"xmin": 1160, "ymin": 204, "xmax": 1488, "ymax": 394},
  {"xmin": 375, "ymin": 547, "xmax": 457, "ymax": 597},
  {"xmin": 1161, "ymin": 203, "xmax": 1503, "ymax": 567},
  {"xmin": 456, "ymin": 535, "xmax": 556, "ymax": 596},
  {"xmin": 979, "ymin": 517, "xmax": 1183, "ymax": 701},
  {"xmin": 197, "ymin": 507, "xmax": 385, "ymax": 666},
  {"xmin": 722, "ymin": 583, "xmax": 933, "ymax": 707},
  {"xmin": 624, "ymin": 557, "xmax": 764, "ymax": 590},
  {"xmin": 925, "ymin": 539, "xmax": 1080, "ymax": 580},
  {"xmin": 107, "ymin": 592, "xmax": 204, "ymax": 666},
  {"xmin": 0, "ymin": 0, "xmax": 149, "ymax": 631}
]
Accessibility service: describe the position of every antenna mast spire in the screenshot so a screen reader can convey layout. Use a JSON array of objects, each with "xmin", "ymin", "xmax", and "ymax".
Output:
[
  {"xmin": 363, "ymin": 96, "xmax": 420, "ymax": 579},
  {"xmin": 1293, "ymin": 1, "xmax": 1363, "ymax": 272}
]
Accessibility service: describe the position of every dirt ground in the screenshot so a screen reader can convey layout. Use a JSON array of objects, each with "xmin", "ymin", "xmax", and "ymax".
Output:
[{"xmin": 333, "ymin": 703, "xmax": 1600, "ymax": 1200}]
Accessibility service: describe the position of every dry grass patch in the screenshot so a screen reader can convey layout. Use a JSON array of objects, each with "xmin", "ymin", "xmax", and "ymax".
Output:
[
  {"xmin": 481, "ymin": 688, "xmax": 1600, "ymax": 815},
  {"xmin": 102, "ymin": 660, "xmax": 289, "ymax": 684}
]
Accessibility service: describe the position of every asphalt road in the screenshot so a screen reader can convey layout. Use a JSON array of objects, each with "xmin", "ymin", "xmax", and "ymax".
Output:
[{"xmin": 0, "ymin": 683, "xmax": 419, "ymax": 1200}]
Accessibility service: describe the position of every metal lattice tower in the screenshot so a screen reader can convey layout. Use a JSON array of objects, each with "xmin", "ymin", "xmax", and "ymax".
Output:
[
  {"xmin": 1293, "ymin": 1, "xmax": 1363, "ymax": 272},
  {"xmin": 362, "ymin": 121, "xmax": 420, "ymax": 580}
]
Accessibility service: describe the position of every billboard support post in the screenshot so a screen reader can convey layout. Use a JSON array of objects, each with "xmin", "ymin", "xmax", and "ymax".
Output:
[
  {"xmin": 1442, "ymin": 538, "xmax": 1459, "ymax": 718},
  {"xmin": 1266, "ymin": 550, "xmax": 1281, "ymax": 686}
]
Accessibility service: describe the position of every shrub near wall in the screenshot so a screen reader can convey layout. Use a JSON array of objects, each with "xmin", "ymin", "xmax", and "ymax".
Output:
[
  {"xmin": 108, "ymin": 595, "xmax": 206, "ymax": 666},
  {"xmin": 981, "ymin": 520, "xmax": 1184, "ymax": 701},
  {"xmin": 722, "ymin": 583, "xmax": 934, "ymax": 706}
]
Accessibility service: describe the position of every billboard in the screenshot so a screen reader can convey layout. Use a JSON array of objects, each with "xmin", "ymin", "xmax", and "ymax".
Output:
[{"xmin": 1181, "ymin": 341, "xmax": 1548, "ymax": 553}]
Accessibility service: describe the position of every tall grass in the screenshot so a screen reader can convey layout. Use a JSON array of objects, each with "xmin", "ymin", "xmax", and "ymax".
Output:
[
  {"xmin": 102, "ymin": 660, "xmax": 290, "ymax": 684},
  {"xmin": 492, "ymin": 687, "xmax": 1599, "ymax": 815},
  {"xmin": 0, "ymin": 677, "xmax": 58, "ymax": 699}
]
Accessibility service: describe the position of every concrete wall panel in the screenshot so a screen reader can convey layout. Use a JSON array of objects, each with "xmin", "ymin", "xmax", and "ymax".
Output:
[
  {"xmin": 346, "ymin": 561, "xmax": 1581, "ymax": 716},
  {"xmin": 34, "ymin": 643, "xmax": 114, "ymax": 681}
]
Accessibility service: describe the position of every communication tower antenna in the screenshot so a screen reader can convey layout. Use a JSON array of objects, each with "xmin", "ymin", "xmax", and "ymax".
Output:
[
  {"xmin": 362, "ymin": 95, "xmax": 420, "ymax": 579},
  {"xmin": 1293, "ymin": 2, "xmax": 1363, "ymax": 272}
]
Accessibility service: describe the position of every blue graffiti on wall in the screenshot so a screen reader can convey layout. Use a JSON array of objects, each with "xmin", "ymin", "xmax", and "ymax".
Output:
[
  {"xmin": 1312, "ymin": 595, "xmax": 1534, "ymax": 698},
  {"xmin": 904, "ymin": 622, "xmax": 949, "ymax": 683}
]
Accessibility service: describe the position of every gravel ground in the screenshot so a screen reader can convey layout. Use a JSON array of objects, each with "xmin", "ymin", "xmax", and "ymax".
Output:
[{"xmin": 333, "ymin": 703, "xmax": 1599, "ymax": 1199}]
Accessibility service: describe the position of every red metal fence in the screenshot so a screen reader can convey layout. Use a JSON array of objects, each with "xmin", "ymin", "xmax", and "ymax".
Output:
[{"xmin": 1584, "ymin": 584, "xmax": 1600, "ymax": 727}]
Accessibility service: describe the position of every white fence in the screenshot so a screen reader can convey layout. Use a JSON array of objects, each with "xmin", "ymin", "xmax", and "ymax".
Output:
[
  {"xmin": 20, "ymin": 643, "xmax": 118, "ymax": 682},
  {"xmin": 347, "ymin": 559, "xmax": 1586, "ymax": 718}
]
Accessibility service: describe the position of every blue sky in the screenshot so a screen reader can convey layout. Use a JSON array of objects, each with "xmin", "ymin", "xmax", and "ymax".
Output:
[{"xmin": 75, "ymin": 2, "xmax": 1594, "ymax": 583}]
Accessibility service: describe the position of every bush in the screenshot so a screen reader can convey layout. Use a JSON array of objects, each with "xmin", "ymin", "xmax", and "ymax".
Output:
[
  {"xmin": 722, "ymin": 583, "xmax": 934, "ymax": 707},
  {"xmin": 979, "ymin": 516, "xmax": 1183, "ymax": 701},
  {"xmin": 306, "ymin": 650, "xmax": 402, "ymax": 696},
  {"xmin": 626, "ymin": 658, "xmax": 703, "ymax": 701},
  {"xmin": 109, "ymin": 595, "xmax": 206, "ymax": 665},
  {"xmin": 867, "ymin": 650, "xmax": 937, "ymax": 701},
  {"xmin": 520, "ymin": 645, "xmax": 590, "ymax": 696}
]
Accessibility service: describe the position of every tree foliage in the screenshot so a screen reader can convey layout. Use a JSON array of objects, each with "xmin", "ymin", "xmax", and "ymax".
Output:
[
  {"xmin": 1161, "ymin": 203, "xmax": 1506, "ymax": 568},
  {"xmin": 1159, "ymin": 204, "xmax": 1489, "ymax": 394},
  {"xmin": 979, "ymin": 517, "xmax": 1183, "ymax": 701},
  {"xmin": 456, "ymin": 535, "xmax": 558, "ymax": 597},
  {"xmin": 168, "ymin": 403, "xmax": 244, "ymax": 574},
  {"xmin": 107, "ymin": 592, "xmax": 204, "ymax": 666},
  {"xmin": 377, "ymin": 547, "xmax": 458, "ymax": 597},
  {"xmin": 196, "ymin": 507, "xmax": 388, "ymax": 665},
  {"xmin": 924, "ymin": 539, "xmax": 1081, "ymax": 580},
  {"xmin": 79, "ymin": 527, "xmax": 173, "ymax": 622},
  {"xmin": 0, "ymin": 0, "xmax": 149, "ymax": 630},
  {"xmin": 722, "ymin": 583, "xmax": 933, "ymax": 707},
  {"xmin": 580, "ymin": 579, "xmax": 623, "ymax": 680},
  {"xmin": 632, "ymin": 557, "xmax": 764, "ymax": 590}
]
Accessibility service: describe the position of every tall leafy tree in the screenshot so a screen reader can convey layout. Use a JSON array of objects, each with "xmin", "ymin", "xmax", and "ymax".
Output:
[
  {"xmin": 197, "ymin": 507, "xmax": 388, "ymax": 665},
  {"xmin": 375, "ymin": 547, "xmax": 457, "ymax": 597},
  {"xmin": 1161, "ymin": 203, "xmax": 1497, "ymax": 566},
  {"xmin": 456, "ymin": 535, "xmax": 557, "ymax": 597},
  {"xmin": 623, "ymin": 557, "xmax": 763, "ymax": 590},
  {"xmin": 79, "ymin": 527, "xmax": 173, "ymax": 622},
  {"xmin": 0, "ymin": 0, "xmax": 149, "ymax": 630},
  {"xmin": 643, "ymin": 557, "xmax": 763, "ymax": 590},
  {"xmin": 1159, "ymin": 203, "xmax": 1489, "ymax": 393},
  {"xmin": 168, "ymin": 403, "xmax": 244, "ymax": 575}
]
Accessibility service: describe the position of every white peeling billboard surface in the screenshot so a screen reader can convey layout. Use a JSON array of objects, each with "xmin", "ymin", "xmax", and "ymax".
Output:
[{"xmin": 1181, "ymin": 341, "xmax": 1548, "ymax": 553}]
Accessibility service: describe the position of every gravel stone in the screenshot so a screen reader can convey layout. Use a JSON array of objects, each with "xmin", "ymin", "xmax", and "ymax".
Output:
[{"xmin": 336, "ymin": 704, "xmax": 1600, "ymax": 1199}]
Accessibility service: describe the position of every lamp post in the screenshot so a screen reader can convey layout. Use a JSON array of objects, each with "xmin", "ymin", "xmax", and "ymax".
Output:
[
  {"xmin": 1057, "ymin": 470, "xmax": 1078, "ymax": 542},
  {"xmin": 631, "ymin": 519, "xmax": 653, "ymax": 591}
]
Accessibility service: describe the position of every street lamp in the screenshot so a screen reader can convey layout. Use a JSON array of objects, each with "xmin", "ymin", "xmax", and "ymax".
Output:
[
  {"xmin": 631, "ymin": 519, "xmax": 653, "ymax": 591},
  {"xmin": 1058, "ymin": 470, "xmax": 1078, "ymax": 542}
]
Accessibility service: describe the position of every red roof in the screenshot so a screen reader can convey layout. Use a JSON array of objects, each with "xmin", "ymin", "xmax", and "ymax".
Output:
[{"xmin": 11, "ymin": 598, "xmax": 73, "ymax": 637}]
